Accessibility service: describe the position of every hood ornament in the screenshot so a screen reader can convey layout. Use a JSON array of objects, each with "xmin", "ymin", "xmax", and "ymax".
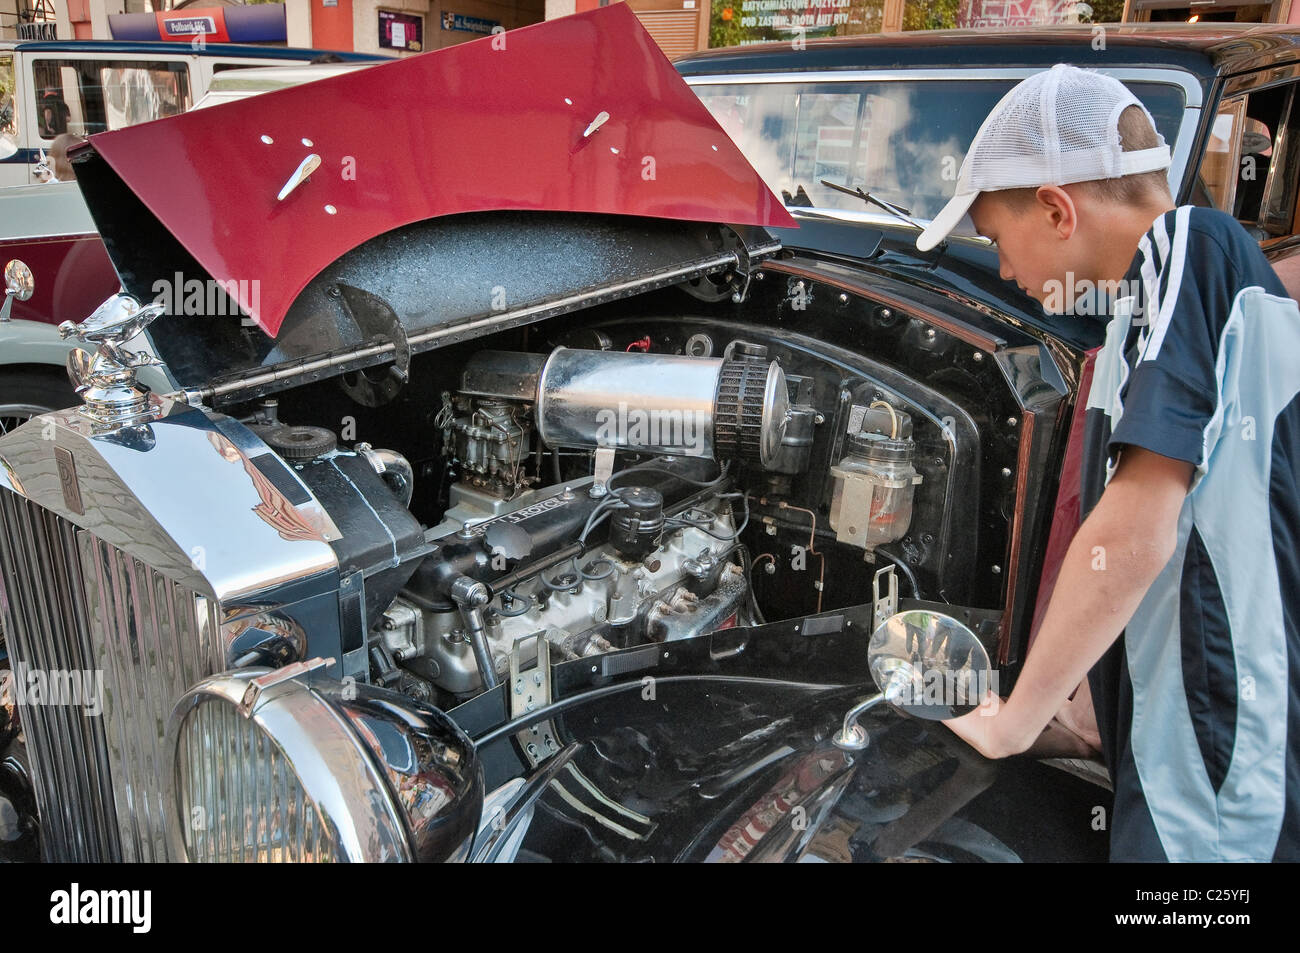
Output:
[{"xmin": 60, "ymin": 294, "xmax": 167, "ymax": 426}]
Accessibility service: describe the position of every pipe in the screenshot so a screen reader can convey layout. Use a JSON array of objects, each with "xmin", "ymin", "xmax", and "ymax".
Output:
[{"xmin": 450, "ymin": 576, "xmax": 498, "ymax": 690}]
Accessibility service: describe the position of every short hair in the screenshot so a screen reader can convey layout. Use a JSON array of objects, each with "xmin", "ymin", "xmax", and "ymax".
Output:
[
  {"xmin": 988, "ymin": 105, "xmax": 1172, "ymax": 212},
  {"xmin": 49, "ymin": 133, "xmax": 79, "ymax": 182}
]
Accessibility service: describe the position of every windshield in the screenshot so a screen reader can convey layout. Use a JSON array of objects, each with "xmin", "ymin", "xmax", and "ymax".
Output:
[{"xmin": 693, "ymin": 78, "xmax": 1187, "ymax": 231}]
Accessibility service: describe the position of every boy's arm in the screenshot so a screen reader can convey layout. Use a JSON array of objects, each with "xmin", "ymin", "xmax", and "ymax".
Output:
[{"xmin": 945, "ymin": 446, "xmax": 1193, "ymax": 759}]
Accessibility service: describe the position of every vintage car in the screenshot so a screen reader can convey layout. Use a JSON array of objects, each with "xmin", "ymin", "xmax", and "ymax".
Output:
[
  {"xmin": 0, "ymin": 43, "xmax": 384, "ymax": 441},
  {"xmin": 6, "ymin": 10, "xmax": 1285, "ymax": 863}
]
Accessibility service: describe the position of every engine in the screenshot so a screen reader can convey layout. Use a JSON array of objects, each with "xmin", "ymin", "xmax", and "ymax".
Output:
[
  {"xmin": 380, "ymin": 475, "xmax": 751, "ymax": 697},
  {"xmin": 242, "ymin": 337, "xmax": 928, "ymax": 705},
  {"xmin": 384, "ymin": 342, "xmax": 793, "ymax": 699}
]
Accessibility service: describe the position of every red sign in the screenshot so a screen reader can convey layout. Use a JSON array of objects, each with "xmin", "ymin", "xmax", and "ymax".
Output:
[
  {"xmin": 154, "ymin": 8, "xmax": 231, "ymax": 42},
  {"xmin": 958, "ymin": 0, "xmax": 1081, "ymax": 27}
]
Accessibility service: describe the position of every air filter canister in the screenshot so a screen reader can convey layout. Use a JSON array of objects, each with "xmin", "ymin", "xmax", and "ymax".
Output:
[{"xmin": 535, "ymin": 347, "xmax": 789, "ymax": 467}]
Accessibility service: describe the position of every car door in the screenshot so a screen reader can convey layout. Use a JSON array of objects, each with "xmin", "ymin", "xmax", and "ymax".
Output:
[{"xmin": 1197, "ymin": 68, "xmax": 1300, "ymax": 299}]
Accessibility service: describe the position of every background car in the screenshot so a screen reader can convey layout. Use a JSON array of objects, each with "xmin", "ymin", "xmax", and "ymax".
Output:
[{"xmin": 0, "ymin": 42, "xmax": 384, "ymax": 441}]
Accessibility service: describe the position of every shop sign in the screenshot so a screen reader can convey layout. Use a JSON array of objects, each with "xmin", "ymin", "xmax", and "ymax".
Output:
[
  {"xmin": 379, "ymin": 10, "xmax": 424, "ymax": 51},
  {"xmin": 441, "ymin": 12, "xmax": 501, "ymax": 34}
]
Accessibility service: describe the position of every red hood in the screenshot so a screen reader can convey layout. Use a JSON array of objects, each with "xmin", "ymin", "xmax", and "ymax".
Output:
[{"xmin": 81, "ymin": 4, "xmax": 795, "ymax": 336}]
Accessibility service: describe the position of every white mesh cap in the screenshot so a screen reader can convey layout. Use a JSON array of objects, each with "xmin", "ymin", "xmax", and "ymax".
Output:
[{"xmin": 915, "ymin": 64, "xmax": 1172, "ymax": 252}]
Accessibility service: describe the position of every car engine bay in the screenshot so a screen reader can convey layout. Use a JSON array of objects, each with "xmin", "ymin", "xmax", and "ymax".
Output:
[{"xmin": 214, "ymin": 268, "xmax": 1033, "ymax": 711}]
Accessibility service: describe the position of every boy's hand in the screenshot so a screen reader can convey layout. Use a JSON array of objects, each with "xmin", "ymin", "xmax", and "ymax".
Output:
[
  {"xmin": 944, "ymin": 697, "xmax": 1023, "ymax": 760},
  {"xmin": 942, "ymin": 446, "xmax": 1193, "ymax": 759}
]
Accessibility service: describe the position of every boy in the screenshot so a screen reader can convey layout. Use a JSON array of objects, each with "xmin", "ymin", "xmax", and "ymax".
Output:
[{"xmin": 916, "ymin": 64, "xmax": 1300, "ymax": 862}]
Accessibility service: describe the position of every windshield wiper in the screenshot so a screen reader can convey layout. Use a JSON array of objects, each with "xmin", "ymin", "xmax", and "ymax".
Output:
[{"xmin": 818, "ymin": 179, "xmax": 930, "ymax": 234}]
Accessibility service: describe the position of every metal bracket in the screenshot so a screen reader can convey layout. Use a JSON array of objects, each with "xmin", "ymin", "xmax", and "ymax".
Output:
[
  {"xmin": 720, "ymin": 224, "xmax": 754, "ymax": 304},
  {"xmin": 511, "ymin": 636, "xmax": 558, "ymax": 767},
  {"xmin": 589, "ymin": 446, "xmax": 616, "ymax": 498},
  {"xmin": 238, "ymin": 656, "xmax": 333, "ymax": 716},
  {"xmin": 333, "ymin": 284, "xmax": 411, "ymax": 407},
  {"xmin": 872, "ymin": 564, "xmax": 898, "ymax": 630}
]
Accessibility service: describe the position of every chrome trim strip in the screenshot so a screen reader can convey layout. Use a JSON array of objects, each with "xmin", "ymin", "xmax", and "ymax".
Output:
[
  {"xmin": 683, "ymin": 67, "xmax": 1203, "ymax": 107},
  {"xmin": 1222, "ymin": 62, "xmax": 1300, "ymax": 97}
]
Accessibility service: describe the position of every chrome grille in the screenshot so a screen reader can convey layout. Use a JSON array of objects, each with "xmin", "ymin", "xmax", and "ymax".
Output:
[
  {"xmin": 0, "ymin": 488, "xmax": 223, "ymax": 861},
  {"xmin": 175, "ymin": 698, "xmax": 336, "ymax": 862}
]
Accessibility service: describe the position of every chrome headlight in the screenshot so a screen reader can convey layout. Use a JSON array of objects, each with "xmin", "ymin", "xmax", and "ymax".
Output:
[{"xmin": 165, "ymin": 660, "xmax": 482, "ymax": 863}]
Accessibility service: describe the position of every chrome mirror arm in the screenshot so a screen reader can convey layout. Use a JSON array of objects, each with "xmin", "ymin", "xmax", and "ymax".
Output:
[{"xmin": 833, "ymin": 692, "xmax": 885, "ymax": 751}]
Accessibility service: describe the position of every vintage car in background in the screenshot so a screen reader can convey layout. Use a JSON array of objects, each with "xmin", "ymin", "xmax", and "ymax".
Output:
[
  {"xmin": 0, "ymin": 43, "xmax": 384, "ymax": 441},
  {"xmin": 7, "ymin": 11, "xmax": 1294, "ymax": 863}
]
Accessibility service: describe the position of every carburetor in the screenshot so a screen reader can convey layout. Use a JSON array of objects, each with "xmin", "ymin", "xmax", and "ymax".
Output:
[{"xmin": 435, "ymin": 393, "xmax": 534, "ymax": 498}]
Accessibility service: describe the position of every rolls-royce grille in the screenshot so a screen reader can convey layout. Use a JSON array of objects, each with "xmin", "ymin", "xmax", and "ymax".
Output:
[{"xmin": 0, "ymin": 488, "xmax": 224, "ymax": 861}]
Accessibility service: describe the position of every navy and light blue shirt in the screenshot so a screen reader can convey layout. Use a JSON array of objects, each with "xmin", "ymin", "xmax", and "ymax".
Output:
[{"xmin": 1080, "ymin": 204, "xmax": 1300, "ymax": 862}]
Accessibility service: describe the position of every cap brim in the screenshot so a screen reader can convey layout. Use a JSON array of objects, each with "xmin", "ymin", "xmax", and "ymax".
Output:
[{"xmin": 915, "ymin": 190, "xmax": 979, "ymax": 252}]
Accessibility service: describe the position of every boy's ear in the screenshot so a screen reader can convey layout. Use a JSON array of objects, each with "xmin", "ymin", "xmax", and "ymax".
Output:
[{"xmin": 1033, "ymin": 185, "xmax": 1079, "ymax": 239}]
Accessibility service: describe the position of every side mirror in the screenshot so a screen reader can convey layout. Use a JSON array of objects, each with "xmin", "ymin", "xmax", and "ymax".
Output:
[
  {"xmin": 0, "ymin": 259, "xmax": 34, "ymax": 323},
  {"xmin": 834, "ymin": 609, "xmax": 993, "ymax": 750}
]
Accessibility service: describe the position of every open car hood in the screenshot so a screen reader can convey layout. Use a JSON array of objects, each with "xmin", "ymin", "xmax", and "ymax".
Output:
[{"xmin": 69, "ymin": 5, "xmax": 794, "ymax": 398}]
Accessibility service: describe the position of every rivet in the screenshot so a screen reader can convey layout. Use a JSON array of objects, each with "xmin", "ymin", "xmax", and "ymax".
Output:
[
  {"xmin": 324, "ymin": 205, "xmax": 337, "ymax": 215},
  {"xmin": 260, "ymin": 134, "xmax": 273, "ymax": 144},
  {"xmin": 301, "ymin": 137, "xmax": 313, "ymax": 147}
]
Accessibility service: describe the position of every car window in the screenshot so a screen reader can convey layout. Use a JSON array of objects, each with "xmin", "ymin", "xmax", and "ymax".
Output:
[
  {"xmin": 695, "ymin": 78, "xmax": 1186, "ymax": 226},
  {"xmin": 1222, "ymin": 83, "xmax": 1294, "ymax": 241},
  {"xmin": 31, "ymin": 59, "xmax": 191, "ymax": 140},
  {"xmin": 0, "ymin": 55, "xmax": 16, "ymax": 159},
  {"xmin": 1204, "ymin": 84, "xmax": 1300, "ymax": 241}
]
